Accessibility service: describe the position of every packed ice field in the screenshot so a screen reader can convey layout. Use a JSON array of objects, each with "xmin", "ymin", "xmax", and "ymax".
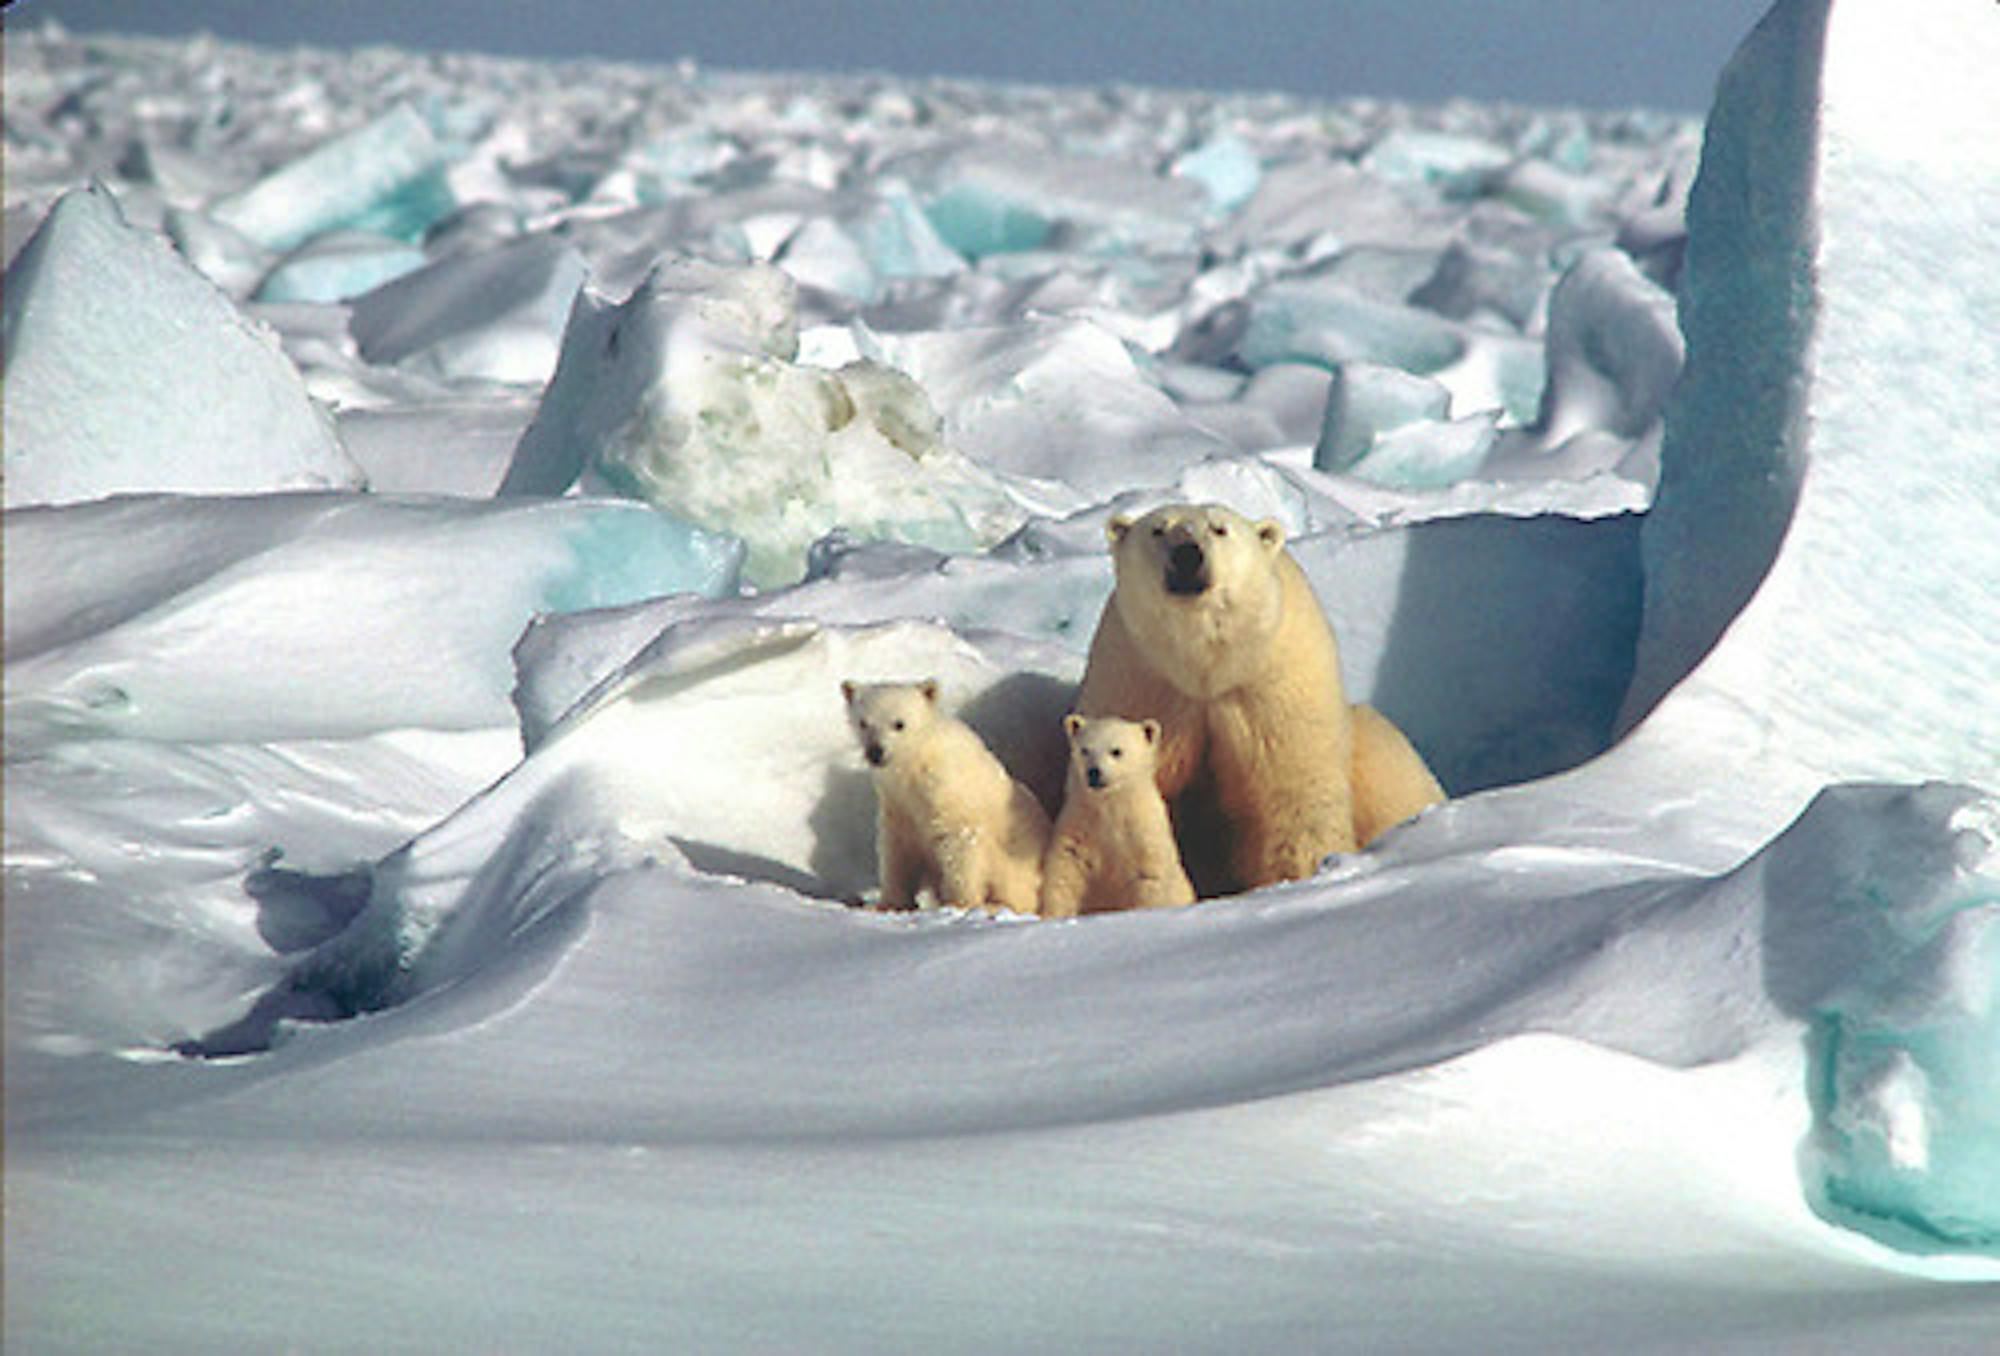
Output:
[{"xmin": 5, "ymin": 1, "xmax": 1998, "ymax": 1351}]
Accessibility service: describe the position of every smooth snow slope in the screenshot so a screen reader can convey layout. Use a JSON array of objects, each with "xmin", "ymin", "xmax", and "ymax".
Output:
[{"xmin": 5, "ymin": 0, "xmax": 1998, "ymax": 1351}]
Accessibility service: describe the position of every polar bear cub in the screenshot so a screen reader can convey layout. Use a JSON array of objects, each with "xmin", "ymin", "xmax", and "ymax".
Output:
[
  {"xmin": 841, "ymin": 679, "xmax": 1051, "ymax": 915},
  {"xmin": 1040, "ymin": 714, "xmax": 1196, "ymax": 919}
]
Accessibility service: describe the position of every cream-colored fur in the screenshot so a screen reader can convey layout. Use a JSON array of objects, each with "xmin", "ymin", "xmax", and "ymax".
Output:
[
  {"xmin": 1074, "ymin": 503, "xmax": 1443, "ymax": 892},
  {"xmin": 1041, "ymin": 715, "xmax": 1195, "ymax": 918},
  {"xmin": 841, "ymin": 679, "xmax": 1050, "ymax": 914}
]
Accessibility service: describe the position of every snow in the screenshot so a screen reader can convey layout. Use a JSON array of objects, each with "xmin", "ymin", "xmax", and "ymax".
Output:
[{"xmin": 6, "ymin": 2, "xmax": 2000, "ymax": 1350}]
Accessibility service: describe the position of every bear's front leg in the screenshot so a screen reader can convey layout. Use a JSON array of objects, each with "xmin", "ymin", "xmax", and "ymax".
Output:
[
  {"xmin": 1231, "ymin": 794, "xmax": 1356, "ymax": 887},
  {"xmin": 877, "ymin": 811, "xmax": 924, "ymax": 910},
  {"xmin": 931, "ymin": 827, "xmax": 990, "ymax": 911},
  {"xmin": 1038, "ymin": 836, "xmax": 1091, "ymax": 919}
]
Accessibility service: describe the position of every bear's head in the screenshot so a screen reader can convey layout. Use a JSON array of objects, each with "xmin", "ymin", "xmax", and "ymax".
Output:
[
  {"xmin": 1104, "ymin": 503, "xmax": 1290, "ymax": 697},
  {"xmin": 1063, "ymin": 713, "xmax": 1162, "ymax": 794},
  {"xmin": 1106, "ymin": 502, "xmax": 1285, "ymax": 602},
  {"xmin": 840, "ymin": 678, "xmax": 940, "ymax": 769}
]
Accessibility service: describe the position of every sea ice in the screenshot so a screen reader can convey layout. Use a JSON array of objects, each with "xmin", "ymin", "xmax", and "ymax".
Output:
[
  {"xmin": 1313, "ymin": 362, "xmax": 1453, "ymax": 471},
  {"xmin": 1360, "ymin": 128, "xmax": 1512, "ymax": 197},
  {"xmin": 1, "ymin": 493, "xmax": 743, "ymax": 747},
  {"xmin": 1616, "ymin": 0, "xmax": 2000, "ymax": 804},
  {"xmin": 902, "ymin": 144, "xmax": 1204, "ymax": 260},
  {"xmin": 348, "ymin": 234, "xmax": 588, "ymax": 384},
  {"xmin": 1170, "ymin": 133, "xmax": 1262, "ymax": 214},
  {"xmin": 207, "ymin": 102, "xmax": 460, "ymax": 253},
  {"xmin": 1, "ymin": 184, "xmax": 362, "ymax": 507},
  {"xmin": 1759, "ymin": 786, "xmax": 2000, "ymax": 1251},
  {"xmin": 503, "ymin": 257, "xmax": 1030, "ymax": 586},
  {"xmin": 8, "ymin": 11, "xmax": 2000, "ymax": 1350},
  {"xmin": 1239, "ymin": 278, "xmax": 1468, "ymax": 375},
  {"xmin": 1531, "ymin": 247, "xmax": 1683, "ymax": 448},
  {"xmin": 865, "ymin": 316, "xmax": 1231, "ymax": 502},
  {"xmin": 253, "ymin": 228, "xmax": 428, "ymax": 303}
]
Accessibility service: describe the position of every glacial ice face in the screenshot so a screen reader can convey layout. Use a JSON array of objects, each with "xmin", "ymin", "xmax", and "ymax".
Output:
[
  {"xmin": 1617, "ymin": 0, "xmax": 2000, "ymax": 806},
  {"xmin": 502, "ymin": 257, "xmax": 1028, "ymax": 587},
  {"xmin": 207, "ymin": 103, "xmax": 460, "ymax": 253},
  {"xmin": 0, "ymin": 184, "xmax": 362, "ymax": 507}
]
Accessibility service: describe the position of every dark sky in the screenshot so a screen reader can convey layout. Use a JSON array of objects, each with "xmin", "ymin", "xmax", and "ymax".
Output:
[{"xmin": 16, "ymin": 0, "xmax": 1773, "ymax": 113}]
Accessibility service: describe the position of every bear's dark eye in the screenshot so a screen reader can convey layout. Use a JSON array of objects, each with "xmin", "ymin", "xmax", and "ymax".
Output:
[
  {"xmin": 1110, "ymin": 747, "xmax": 1123, "ymax": 758},
  {"xmin": 892, "ymin": 719, "xmax": 906, "ymax": 731},
  {"xmin": 1212, "ymin": 524, "xmax": 1228, "ymax": 537}
]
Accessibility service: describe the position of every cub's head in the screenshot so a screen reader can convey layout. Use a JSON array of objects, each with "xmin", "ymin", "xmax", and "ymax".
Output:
[
  {"xmin": 840, "ymin": 679, "xmax": 940, "ymax": 769},
  {"xmin": 1063, "ymin": 714, "xmax": 1162, "ymax": 793},
  {"xmin": 1106, "ymin": 503, "xmax": 1285, "ymax": 602}
]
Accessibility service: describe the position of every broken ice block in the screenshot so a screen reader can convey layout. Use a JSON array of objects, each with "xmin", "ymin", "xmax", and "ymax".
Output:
[
  {"xmin": 208, "ymin": 103, "xmax": 459, "ymax": 253},
  {"xmin": 1, "ymin": 184, "xmax": 361, "ymax": 507},
  {"xmin": 254, "ymin": 229, "xmax": 427, "ymax": 303},
  {"xmin": 503, "ymin": 258, "xmax": 1027, "ymax": 586}
]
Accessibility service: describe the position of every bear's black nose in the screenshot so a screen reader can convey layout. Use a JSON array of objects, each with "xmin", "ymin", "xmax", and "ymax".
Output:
[
  {"xmin": 1165, "ymin": 540, "xmax": 1208, "ymax": 595},
  {"xmin": 865, "ymin": 743, "xmax": 886, "ymax": 767},
  {"xmin": 1086, "ymin": 766, "xmax": 1107, "ymax": 789}
]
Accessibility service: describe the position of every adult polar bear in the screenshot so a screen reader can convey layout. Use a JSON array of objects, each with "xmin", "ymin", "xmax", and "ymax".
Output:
[{"xmin": 1074, "ymin": 502, "xmax": 1444, "ymax": 893}]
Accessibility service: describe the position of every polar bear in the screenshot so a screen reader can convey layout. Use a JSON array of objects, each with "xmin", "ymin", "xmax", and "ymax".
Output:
[
  {"xmin": 841, "ymin": 679, "xmax": 1051, "ymax": 914},
  {"xmin": 1041, "ymin": 714, "xmax": 1196, "ymax": 919},
  {"xmin": 1073, "ymin": 502, "xmax": 1443, "ymax": 892}
]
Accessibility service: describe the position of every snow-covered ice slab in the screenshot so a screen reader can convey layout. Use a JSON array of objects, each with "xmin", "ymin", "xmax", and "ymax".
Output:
[
  {"xmin": 1, "ymin": 185, "xmax": 362, "ymax": 507},
  {"xmin": 348, "ymin": 235, "xmax": 589, "ymax": 384},
  {"xmin": 1616, "ymin": 0, "xmax": 2000, "ymax": 810},
  {"xmin": 1552, "ymin": 0, "xmax": 2000, "ymax": 1252},
  {"xmin": 2, "ymin": 493, "xmax": 743, "ymax": 747}
]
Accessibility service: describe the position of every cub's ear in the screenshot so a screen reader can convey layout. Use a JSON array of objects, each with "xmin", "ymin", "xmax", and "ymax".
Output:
[
  {"xmin": 1140, "ymin": 718, "xmax": 1161, "ymax": 745},
  {"xmin": 1106, "ymin": 514, "xmax": 1133, "ymax": 546},
  {"xmin": 1255, "ymin": 518, "xmax": 1285, "ymax": 551},
  {"xmin": 840, "ymin": 680, "xmax": 858, "ymax": 705},
  {"xmin": 919, "ymin": 678, "xmax": 941, "ymax": 704},
  {"xmin": 1063, "ymin": 713, "xmax": 1086, "ymax": 739}
]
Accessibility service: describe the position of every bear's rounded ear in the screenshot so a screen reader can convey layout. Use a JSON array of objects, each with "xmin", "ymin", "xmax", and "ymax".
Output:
[
  {"xmin": 840, "ymin": 680, "xmax": 858, "ymax": 704},
  {"xmin": 1255, "ymin": 518, "xmax": 1285, "ymax": 551},
  {"xmin": 1106, "ymin": 514, "xmax": 1133, "ymax": 546},
  {"xmin": 1140, "ymin": 718, "xmax": 1161, "ymax": 745},
  {"xmin": 919, "ymin": 678, "xmax": 940, "ymax": 704},
  {"xmin": 1063, "ymin": 713, "xmax": 1086, "ymax": 739}
]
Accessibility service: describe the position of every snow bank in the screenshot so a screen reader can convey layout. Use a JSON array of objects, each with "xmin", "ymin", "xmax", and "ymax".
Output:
[
  {"xmin": 1, "ymin": 184, "xmax": 362, "ymax": 506},
  {"xmin": 248, "ymin": 618, "xmax": 1076, "ymax": 1029}
]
